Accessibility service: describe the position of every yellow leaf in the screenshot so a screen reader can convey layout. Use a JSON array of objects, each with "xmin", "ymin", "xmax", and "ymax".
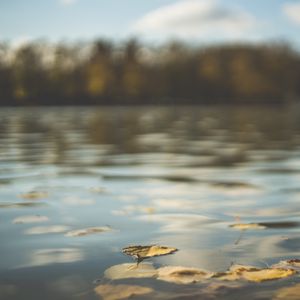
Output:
[
  {"xmin": 94, "ymin": 284, "xmax": 153, "ymax": 300},
  {"xmin": 215, "ymin": 264, "xmax": 296, "ymax": 282},
  {"xmin": 157, "ymin": 266, "xmax": 214, "ymax": 284},
  {"xmin": 241, "ymin": 268, "xmax": 295, "ymax": 282},
  {"xmin": 12, "ymin": 215, "xmax": 49, "ymax": 224},
  {"xmin": 229, "ymin": 223, "xmax": 266, "ymax": 230},
  {"xmin": 19, "ymin": 191, "xmax": 48, "ymax": 200},
  {"xmin": 65, "ymin": 226, "xmax": 112, "ymax": 237},
  {"xmin": 122, "ymin": 245, "xmax": 178, "ymax": 260}
]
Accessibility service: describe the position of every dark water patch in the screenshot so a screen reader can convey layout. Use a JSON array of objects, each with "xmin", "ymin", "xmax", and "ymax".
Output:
[
  {"xmin": 258, "ymin": 221, "xmax": 300, "ymax": 229},
  {"xmin": 102, "ymin": 174, "xmax": 198, "ymax": 183},
  {"xmin": 257, "ymin": 168, "xmax": 300, "ymax": 174},
  {"xmin": 277, "ymin": 237, "xmax": 300, "ymax": 251},
  {"xmin": 0, "ymin": 202, "xmax": 46, "ymax": 209},
  {"xmin": 208, "ymin": 180, "xmax": 260, "ymax": 189},
  {"xmin": 279, "ymin": 187, "xmax": 300, "ymax": 194},
  {"xmin": 158, "ymin": 175, "xmax": 199, "ymax": 183}
]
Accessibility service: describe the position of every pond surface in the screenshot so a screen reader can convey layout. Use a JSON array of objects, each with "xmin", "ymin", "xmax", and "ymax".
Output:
[{"xmin": 1, "ymin": 106, "xmax": 300, "ymax": 299}]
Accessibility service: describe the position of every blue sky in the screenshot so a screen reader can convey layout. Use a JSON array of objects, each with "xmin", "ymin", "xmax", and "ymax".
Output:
[{"xmin": 1, "ymin": 0, "xmax": 300, "ymax": 46}]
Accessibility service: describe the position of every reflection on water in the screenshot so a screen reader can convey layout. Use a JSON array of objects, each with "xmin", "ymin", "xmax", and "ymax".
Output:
[{"xmin": 1, "ymin": 106, "xmax": 300, "ymax": 299}]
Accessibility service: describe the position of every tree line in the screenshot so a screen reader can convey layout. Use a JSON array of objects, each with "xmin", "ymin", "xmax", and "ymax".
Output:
[{"xmin": 0, "ymin": 39, "xmax": 299, "ymax": 106}]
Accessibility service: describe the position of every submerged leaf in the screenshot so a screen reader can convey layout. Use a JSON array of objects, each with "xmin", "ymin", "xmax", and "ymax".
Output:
[
  {"xmin": 12, "ymin": 215, "xmax": 49, "ymax": 224},
  {"xmin": 104, "ymin": 263, "xmax": 157, "ymax": 280},
  {"xmin": 0, "ymin": 202, "xmax": 44, "ymax": 209},
  {"xmin": 122, "ymin": 245, "xmax": 178, "ymax": 261},
  {"xmin": 19, "ymin": 191, "xmax": 48, "ymax": 200},
  {"xmin": 24, "ymin": 225, "xmax": 70, "ymax": 235},
  {"xmin": 94, "ymin": 284, "xmax": 153, "ymax": 300},
  {"xmin": 157, "ymin": 266, "xmax": 214, "ymax": 284},
  {"xmin": 28, "ymin": 248, "xmax": 84, "ymax": 267},
  {"xmin": 274, "ymin": 283, "xmax": 300, "ymax": 300},
  {"xmin": 229, "ymin": 223, "xmax": 266, "ymax": 230},
  {"xmin": 65, "ymin": 226, "xmax": 112, "ymax": 237}
]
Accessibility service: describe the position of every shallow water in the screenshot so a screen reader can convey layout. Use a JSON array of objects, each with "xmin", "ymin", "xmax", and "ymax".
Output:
[{"xmin": 1, "ymin": 106, "xmax": 300, "ymax": 299}]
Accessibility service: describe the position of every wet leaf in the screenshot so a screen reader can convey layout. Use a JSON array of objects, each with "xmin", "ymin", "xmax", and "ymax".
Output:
[
  {"xmin": 240, "ymin": 268, "xmax": 295, "ymax": 282},
  {"xmin": 157, "ymin": 266, "xmax": 214, "ymax": 284},
  {"xmin": 229, "ymin": 223, "xmax": 266, "ymax": 230},
  {"xmin": 273, "ymin": 259, "xmax": 300, "ymax": 269},
  {"xmin": 28, "ymin": 248, "xmax": 84, "ymax": 267},
  {"xmin": 274, "ymin": 283, "xmax": 300, "ymax": 300},
  {"xmin": 12, "ymin": 215, "xmax": 49, "ymax": 224},
  {"xmin": 24, "ymin": 225, "xmax": 70, "ymax": 235},
  {"xmin": 94, "ymin": 284, "xmax": 153, "ymax": 300},
  {"xmin": 19, "ymin": 191, "xmax": 48, "ymax": 200},
  {"xmin": 122, "ymin": 245, "xmax": 178, "ymax": 261},
  {"xmin": 104, "ymin": 263, "xmax": 157, "ymax": 280},
  {"xmin": 62, "ymin": 197, "xmax": 96, "ymax": 206},
  {"xmin": 65, "ymin": 226, "xmax": 112, "ymax": 237},
  {"xmin": 215, "ymin": 264, "xmax": 296, "ymax": 282},
  {"xmin": 0, "ymin": 202, "xmax": 44, "ymax": 209},
  {"xmin": 285, "ymin": 259, "xmax": 300, "ymax": 267}
]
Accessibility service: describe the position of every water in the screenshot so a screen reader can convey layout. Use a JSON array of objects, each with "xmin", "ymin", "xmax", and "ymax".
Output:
[{"xmin": 1, "ymin": 106, "xmax": 300, "ymax": 299}]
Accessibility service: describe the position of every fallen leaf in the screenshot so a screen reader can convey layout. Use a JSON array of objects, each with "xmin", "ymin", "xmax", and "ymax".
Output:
[
  {"xmin": 157, "ymin": 266, "xmax": 214, "ymax": 284},
  {"xmin": 283, "ymin": 259, "xmax": 300, "ymax": 268},
  {"xmin": 12, "ymin": 215, "xmax": 49, "ymax": 224},
  {"xmin": 0, "ymin": 202, "xmax": 44, "ymax": 208},
  {"xmin": 272, "ymin": 259, "xmax": 300, "ymax": 269},
  {"xmin": 28, "ymin": 248, "xmax": 84, "ymax": 267},
  {"xmin": 274, "ymin": 283, "xmax": 300, "ymax": 300},
  {"xmin": 62, "ymin": 197, "xmax": 95, "ymax": 206},
  {"xmin": 94, "ymin": 284, "xmax": 153, "ymax": 300},
  {"xmin": 240, "ymin": 268, "xmax": 295, "ymax": 282},
  {"xmin": 65, "ymin": 226, "xmax": 112, "ymax": 237},
  {"xmin": 104, "ymin": 263, "xmax": 157, "ymax": 280},
  {"xmin": 229, "ymin": 223, "xmax": 266, "ymax": 230},
  {"xmin": 122, "ymin": 245, "xmax": 178, "ymax": 262},
  {"xmin": 19, "ymin": 191, "xmax": 48, "ymax": 200},
  {"xmin": 24, "ymin": 225, "xmax": 70, "ymax": 235},
  {"xmin": 215, "ymin": 264, "xmax": 296, "ymax": 282}
]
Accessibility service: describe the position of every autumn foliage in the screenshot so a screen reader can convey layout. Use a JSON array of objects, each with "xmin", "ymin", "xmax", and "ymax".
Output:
[{"xmin": 0, "ymin": 39, "xmax": 299, "ymax": 105}]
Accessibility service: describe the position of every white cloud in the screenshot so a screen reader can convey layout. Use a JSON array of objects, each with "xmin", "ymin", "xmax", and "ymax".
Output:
[
  {"xmin": 283, "ymin": 2, "xmax": 300, "ymax": 25},
  {"xmin": 132, "ymin": 0, "xmax": 257, "ymax": 40},
  {"xmin": 60, "ymin": 0, "xmax": 77, "ymax": 6}
]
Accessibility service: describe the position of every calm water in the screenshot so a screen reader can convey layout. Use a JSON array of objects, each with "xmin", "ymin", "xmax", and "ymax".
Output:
[{"xmin": 1, "ymin": 106, "xmax": 300, "ymax": 299}]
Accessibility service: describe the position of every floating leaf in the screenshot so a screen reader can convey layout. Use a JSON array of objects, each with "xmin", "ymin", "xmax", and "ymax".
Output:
[
  {"xmin": 12, "ymin": 215, "xmax": 49, "ymax": 224},
  {"xmin": 285, "ymin": 259, "xmax": 300, "ymax": 267},
  {"xmin": 215, "ymin": 264, "xmax": 296, "ymax": 282},
  {"xmin": 229, "ymin": 223, "xmax": 266, "ymax": 230},
  {"xmin": 26, "ymin": 248, "xmax": 84, "ymax": 267},
  {"xmin": 62, "ymin": 197, "xmax": 95, "ymax": 206},
  {"xmin": 94, "ymin": 284, "xmax": 153, "ymax": 300},
  {"xmin": 157, "ymin": 266, "xmax": 214, "ymax": 284},
  {"xmin": 274, "ymin": 283, "xmax": 300, "ymax": 300},
  {"xmin": 19, "ymin": 191, "xmax": 48, "ymax": 200},
  {"xmin": 122, "ymin": 245, "xmax": 178, "ymax": 262},
  {"xmin": 273, "ymin": 259, "xmax": 300, "ymax": 269},
  {"xmin": 0, "ymin": 202, "xmax": 44, "ymax": 209},
  {"xmin": 24, "ymin": 225, "xmax": 70, "ymax": 235},
  {"xmin": 89, "ymin": 187, "xmax": 106, "ymax": 193},
  {"xmin": 65, "ymin": 226, "xmax": 112, "ymax": 237},
  {"xmin": 104, "ymin": 263, "xmax": 157, "ymax": 280}
]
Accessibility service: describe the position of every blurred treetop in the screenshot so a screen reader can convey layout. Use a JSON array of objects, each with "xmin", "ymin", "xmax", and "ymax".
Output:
[{"xmin": 0, "ymin": 39, "xmax": 299, "ymax": 105}]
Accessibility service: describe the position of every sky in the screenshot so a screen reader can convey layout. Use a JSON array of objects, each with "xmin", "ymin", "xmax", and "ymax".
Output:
[{"xmin": 1, "ymin": 0, "xmax": 300, "ymax": 47}]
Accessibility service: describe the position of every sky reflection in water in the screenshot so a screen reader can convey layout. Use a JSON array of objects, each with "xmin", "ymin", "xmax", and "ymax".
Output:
[{"xmin": 1, "ymin": 106, "xmax": 300, "ymax": 299}]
